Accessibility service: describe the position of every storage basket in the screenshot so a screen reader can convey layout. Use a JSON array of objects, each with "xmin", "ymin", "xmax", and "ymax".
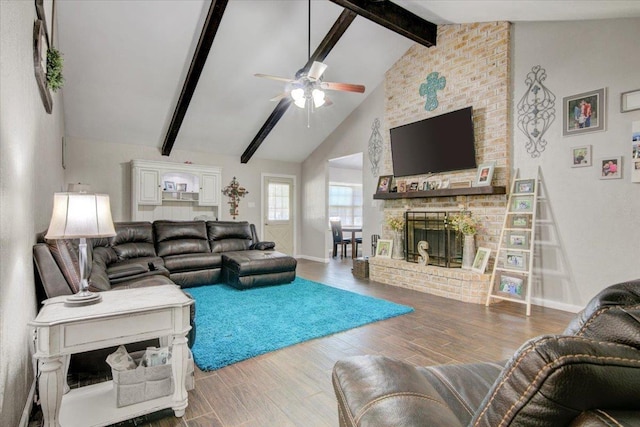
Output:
[{"xmin": 352, "ymin": 257, "xmax": 369, "ymax": 279}]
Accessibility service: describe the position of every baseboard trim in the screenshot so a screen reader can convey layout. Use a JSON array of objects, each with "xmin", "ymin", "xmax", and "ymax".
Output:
[
  {"xmin": 296, "ymin": 255, "xmax": 329, "ymax": 263},
  {"xmin": 19, "ymin": 378, "xmax": 36, "ymax": 427},
  {"xmin": 531, "ymin": 297, "xmax": 582, "ymax": 313}
]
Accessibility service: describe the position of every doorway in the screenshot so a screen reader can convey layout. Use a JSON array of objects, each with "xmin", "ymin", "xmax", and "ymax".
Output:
[
  {"xmin": 327, "ymin": 153, "xmax": 363, "ymax": 258},
  {"xmin": 262, "ymin": 174, "xmax": 295, "ymax": 256}
]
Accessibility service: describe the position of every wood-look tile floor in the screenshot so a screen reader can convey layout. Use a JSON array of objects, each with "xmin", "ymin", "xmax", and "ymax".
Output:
[
  {"xmin": 151, "ymin": 259, "xmax": 574, "ymax": 427},
  {"xmin": 31, "ymin": 258, "xmax": 575, "ymax": 427}
]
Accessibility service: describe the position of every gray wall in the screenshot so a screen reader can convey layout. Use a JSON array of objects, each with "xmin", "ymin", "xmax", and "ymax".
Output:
[
  {"xmin": 512, "ymin": 18, "xmax": 640, "ymax": 309},
  {"xmin": 0, "ymin": 2, "xmax": 65, "ymax": 425},
  {"xmin": 64, "ymin": 137, "xmax": 302, "ymax": 250},
  {"xmin": 301, "ymin": 85, "xmax": 386, "ymax": 261}
]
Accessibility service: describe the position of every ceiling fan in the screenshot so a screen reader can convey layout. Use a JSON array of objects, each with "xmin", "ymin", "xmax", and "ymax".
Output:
[{"xmin": 254, "ymin": 1, "xmax": 365, "ymax": 111}]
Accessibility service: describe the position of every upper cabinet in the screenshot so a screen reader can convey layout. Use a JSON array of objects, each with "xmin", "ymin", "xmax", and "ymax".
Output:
[{"xmin": 131, "ymin": 160, "xmax": 222, "ymax": 221}]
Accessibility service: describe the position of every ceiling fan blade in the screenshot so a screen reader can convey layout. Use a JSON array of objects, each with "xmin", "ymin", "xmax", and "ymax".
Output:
[
  {"xmin": 321, "ymin": 81, "xmax": 365, "ymax": 93},
  {"xmin": 308, "ymin": 61, "xmax": 328, "ymax": 81},
  {"xmin": 254, "ymin": 73, "xmax": 295, "ymax": 83},
  {"xmin": 270, "ymin": 93, "xmax": 288, "ymax": 102}
]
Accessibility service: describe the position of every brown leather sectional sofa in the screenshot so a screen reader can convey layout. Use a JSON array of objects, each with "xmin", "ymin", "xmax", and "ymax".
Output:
[
  {"xmin": 332, "ymin": 280, "xmax": 640, "ymax": 426},
  {"xmin": 34, "ymin": 220, "xmax": 297, "ymax": 301}
]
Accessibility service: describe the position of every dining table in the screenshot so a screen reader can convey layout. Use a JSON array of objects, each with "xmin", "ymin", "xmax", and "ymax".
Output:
[{"xmin": 342, "ymin": 227, "xmax": 363, "ymax": 259}]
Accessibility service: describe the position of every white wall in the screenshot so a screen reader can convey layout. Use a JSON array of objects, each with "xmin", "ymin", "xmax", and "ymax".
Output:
[
  {"xmin": 512, "ymin": 18, "xmax": 640, "ymax": 309},
  {"xmin": 0, "ymin": 1, "xmax": 66, "ymax": 424},
  {"xmin": 301, "ymin": 85, "xmax": 386, "ymax": 261},
  {"xmin": 64, "ymin": 138, "xmax": 301, "ymax": 248}
]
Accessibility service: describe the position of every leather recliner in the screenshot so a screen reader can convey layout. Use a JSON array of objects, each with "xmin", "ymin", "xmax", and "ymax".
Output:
[{"xmin": 332, "ymin": 279, "xmax": 640, "ymax": 426}]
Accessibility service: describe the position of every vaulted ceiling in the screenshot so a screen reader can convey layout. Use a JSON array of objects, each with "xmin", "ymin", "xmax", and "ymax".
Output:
[{"xmin": 57, "ymin": 0, "xmax": 640, "ymax": 163}]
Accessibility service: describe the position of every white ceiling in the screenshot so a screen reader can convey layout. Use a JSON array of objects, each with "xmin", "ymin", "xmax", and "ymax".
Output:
[{"xmin": 57, "ymin": 0, "xmax": 640, "ymax": 164}]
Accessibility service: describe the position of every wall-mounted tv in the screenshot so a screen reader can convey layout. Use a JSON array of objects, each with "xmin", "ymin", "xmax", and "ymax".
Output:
[{"xmin": 390, "ymin": 106, "xmax": 476, "ymax": 177}]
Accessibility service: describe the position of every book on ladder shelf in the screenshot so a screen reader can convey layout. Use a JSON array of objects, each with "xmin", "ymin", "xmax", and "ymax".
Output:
[{"xmin": 485, "ymin": 167, "xmax": 540, "ymax": 316}]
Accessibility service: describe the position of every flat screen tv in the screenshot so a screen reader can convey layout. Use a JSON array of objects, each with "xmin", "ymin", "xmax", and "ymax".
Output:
[{"xmin": 390, "ymin": 106, "xmax": 476, "ymax": 177}]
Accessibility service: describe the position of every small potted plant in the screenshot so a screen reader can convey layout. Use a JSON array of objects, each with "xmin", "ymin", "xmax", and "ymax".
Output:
[{"xmin": 46, "ymin": 47, "xmax": 64, "ymax": 92}]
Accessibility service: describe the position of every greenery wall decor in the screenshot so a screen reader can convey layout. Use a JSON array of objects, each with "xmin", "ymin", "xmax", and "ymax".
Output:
[{"xmin": 46, "ymin": 47, "xmax": 64, "ymax": 92}]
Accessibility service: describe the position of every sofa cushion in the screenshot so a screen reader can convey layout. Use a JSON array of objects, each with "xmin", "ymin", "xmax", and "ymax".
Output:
[
  {"xmin": 207, "ymin": 221, "xmax": 253, "ymax": 253},
  {"xmin": 106, "ymin": 256, "xmax": 168, "ymax": 284},
  {"xmin": 163, "ymin": 253, "xmax": 222, "ymax": 273},
  {"xmin": 111, "ymin": 222, "xmax": 157, "ymax": 260},
  {"xmin": 154, "ymin": 221, "xmax": 210, "ymax": 257}
]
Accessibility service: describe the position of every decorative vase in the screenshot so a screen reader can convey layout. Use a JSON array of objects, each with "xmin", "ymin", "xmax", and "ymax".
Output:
[
  {"xmin": 392, "ymin": 231, "xmax": 405, "ymax": 260},
  {"xmin": 462, "ymin": 234, "xmax": 476, "ymax": 269}
]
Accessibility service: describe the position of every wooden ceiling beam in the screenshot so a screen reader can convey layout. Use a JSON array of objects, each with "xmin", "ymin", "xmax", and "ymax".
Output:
[
  {"xmin": 161, "ymin": 0, "xmax": 229, "ymax": 156},
  {"xmin": 240, "ymin": 9, "xmax": 357, "ymax": 164},
  {"xmin": 328, "ymin": 0, "xmax": 437, "ymax": 47}
]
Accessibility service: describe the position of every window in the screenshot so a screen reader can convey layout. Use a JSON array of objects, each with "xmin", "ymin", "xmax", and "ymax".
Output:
[
  {"xmin": 328, "ymin": 183, "xmax": 362, "ymax": 226},
  {"xmin": 268, "ymin": 182, "xmax": 290, "ymax": 221}
]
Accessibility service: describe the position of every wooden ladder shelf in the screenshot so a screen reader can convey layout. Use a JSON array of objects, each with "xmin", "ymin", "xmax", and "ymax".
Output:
[{"xmin": 485, "ymin": 167, "xmax": 540, "ymax": 316}]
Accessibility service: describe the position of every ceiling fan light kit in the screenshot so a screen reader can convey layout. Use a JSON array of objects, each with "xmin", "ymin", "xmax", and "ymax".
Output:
[{"xmin": 254, "ymin": 1, "xmax": 364, "ymax": 120}]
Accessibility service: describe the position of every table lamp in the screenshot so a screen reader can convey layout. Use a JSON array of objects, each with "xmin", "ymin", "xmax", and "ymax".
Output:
[{"xmin": 45, "ymin": 193, "xmax": 116, "ymax": 306}]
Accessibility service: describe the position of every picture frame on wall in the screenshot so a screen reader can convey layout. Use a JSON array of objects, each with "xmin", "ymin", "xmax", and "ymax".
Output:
[
  {"xmin": 375, "ymin": 239, "xmax": 393, "ymax": 258},
  {"xmin": 514, "ymin": 179, "xmax": 535, "ymax": 194},
  {"xmin": 408, "ymin": 181, "xmax": 419, "ymax": 192},
  {"xmin": 376, "ymin": 175, "xmax": 393, "ymax": 193},
  {"xmin": 621, "ymin": 88, "xmax": 640, "ymax": 113},
  {"xmin": 164, "ymin": 181, "xmax": 175, "ymax": 191},
  {"xmin": 176, "ymin": 183, "xmax": 187, "ymax": 192},
  {"xmin": 33, "ymin": 20, "xmax": 52, "ymax": 114},
  {"xmin": 562, "ymin": 88, "xmax": 606, "ymax": 136},
  {"xmin": 495, "ymin": 272, "xmax": 527, "ymax": 300},
  {"xmin": 598, "ymin": 156, "xmax": 622, "ymax": 180},
  {"xmin": 397, "ymin": 180, "xmax": 407, "ymax": 193},
  {"xmin": 506, "ymin": 231, "xmax": 529, "ymax": 249},
  {"xmin": 474, "ymin": 162, "xmax": 495, "ymax": 187},
  {"xmin": 570, "ymin": 145, "xmax": 592, "ymax": 167},
  {"xmin": 471, "ymin": 247, "xmax": 491, "ymax": 274}
]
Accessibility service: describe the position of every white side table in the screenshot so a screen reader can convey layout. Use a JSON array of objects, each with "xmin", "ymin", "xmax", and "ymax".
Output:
[{"xmin": 29, "ymin": 285, "xmax": 193, "ymax": 427}]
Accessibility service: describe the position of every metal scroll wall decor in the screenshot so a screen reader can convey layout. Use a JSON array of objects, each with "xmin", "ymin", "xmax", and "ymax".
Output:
[
  {"xmin": 517, "ymin": 65, "xmax": 556, "ymax": 158},
  {"xmin": 419, "ymin": 72, "xmax": 446, "ymax": 111},
  {"xmin": 368, "ymin": 118, "xmax": 383, "ymax": 177},
  {"xmin": 222, "ymin": 177, "xmax": 248, "ymax": 219}
]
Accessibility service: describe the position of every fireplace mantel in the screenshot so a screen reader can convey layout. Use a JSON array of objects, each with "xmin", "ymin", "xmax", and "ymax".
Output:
[{"xmin": 373, "ymin": 185, "xmax": 506, "ymax": 200}]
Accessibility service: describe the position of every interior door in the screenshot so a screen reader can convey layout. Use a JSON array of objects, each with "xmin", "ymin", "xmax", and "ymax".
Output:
[{"xmin": 263, "ymin": 176, "xmax": 294, "ymax": 256}]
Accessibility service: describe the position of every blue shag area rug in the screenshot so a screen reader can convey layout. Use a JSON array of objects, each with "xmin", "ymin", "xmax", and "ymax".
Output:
[{"xmin": 188, "ymin": 277, "xmax": 413, "ymax": 371}]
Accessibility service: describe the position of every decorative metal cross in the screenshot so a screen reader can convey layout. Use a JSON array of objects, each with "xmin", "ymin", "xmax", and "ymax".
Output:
[{"xmin": 419, "ymin": 72, "xmax": 446, "ymax": 111}]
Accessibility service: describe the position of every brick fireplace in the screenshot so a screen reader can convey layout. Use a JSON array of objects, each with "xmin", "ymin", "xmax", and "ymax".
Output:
[{"xmin": 372, "ymin": 22, "xmax": 511, "ymax": 304}]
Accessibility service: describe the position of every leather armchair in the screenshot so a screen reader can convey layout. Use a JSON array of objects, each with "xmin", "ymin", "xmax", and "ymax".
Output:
[{"xmin": 332, "ymin": 280, "xmax": 640, "ymax": 426}]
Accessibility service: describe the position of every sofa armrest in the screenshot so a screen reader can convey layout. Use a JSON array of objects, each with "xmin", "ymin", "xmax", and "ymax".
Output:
[
  {"xmin": 251, "ymin": 241, "xmax": 275, "ymax": 251},
  {"xmin": 471, "ymin": 335, "xmax": 640, "ymax": 427}
]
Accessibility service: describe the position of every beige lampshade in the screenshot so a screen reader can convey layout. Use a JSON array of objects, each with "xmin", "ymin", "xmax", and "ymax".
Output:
[{"xmin": 45, "ymin": 193, "xmax": 116, "ymax": 239}]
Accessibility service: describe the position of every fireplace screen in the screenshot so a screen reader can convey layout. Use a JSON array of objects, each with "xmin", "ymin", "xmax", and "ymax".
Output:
[{"xmin": 405, "ymin": 211, "xmax": 462, "ymax": 267}]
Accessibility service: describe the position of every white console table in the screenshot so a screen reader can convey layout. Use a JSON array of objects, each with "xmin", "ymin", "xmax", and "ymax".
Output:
[{"xmin": 29, "ymin": 285, "xmax": 193, "ymax": 427}]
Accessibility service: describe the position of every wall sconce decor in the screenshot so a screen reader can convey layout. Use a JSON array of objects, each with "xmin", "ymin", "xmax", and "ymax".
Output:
[{"xmin": 222, "ymin": 177, "xmax": 248, "ymax": 219}]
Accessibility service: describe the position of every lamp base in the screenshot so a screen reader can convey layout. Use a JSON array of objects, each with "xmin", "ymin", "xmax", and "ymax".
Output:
[{"xmin": 65, "ymin": 291, "xmax": 102, "ymax": 307}]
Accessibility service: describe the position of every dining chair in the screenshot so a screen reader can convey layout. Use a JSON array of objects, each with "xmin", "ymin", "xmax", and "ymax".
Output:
[{"xmin": 330, "ymin": 219, "xmax": 352, "ymax": 258}]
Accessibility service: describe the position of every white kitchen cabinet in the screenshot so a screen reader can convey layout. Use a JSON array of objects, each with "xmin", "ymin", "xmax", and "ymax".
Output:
[{"xmin": 131, "ymin": 160, "xmax": 221, "ymax": 221}]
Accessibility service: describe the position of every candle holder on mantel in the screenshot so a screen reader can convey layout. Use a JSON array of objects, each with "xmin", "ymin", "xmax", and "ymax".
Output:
[{"xmin": 222, "ymin": 176, "xmax": 248, "ymax": 219}]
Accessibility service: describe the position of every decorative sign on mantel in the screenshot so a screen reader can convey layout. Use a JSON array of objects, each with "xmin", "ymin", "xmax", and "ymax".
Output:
[{"xmin": 222, "ymin": 177, "xmax": 248, "ymax": 219}]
